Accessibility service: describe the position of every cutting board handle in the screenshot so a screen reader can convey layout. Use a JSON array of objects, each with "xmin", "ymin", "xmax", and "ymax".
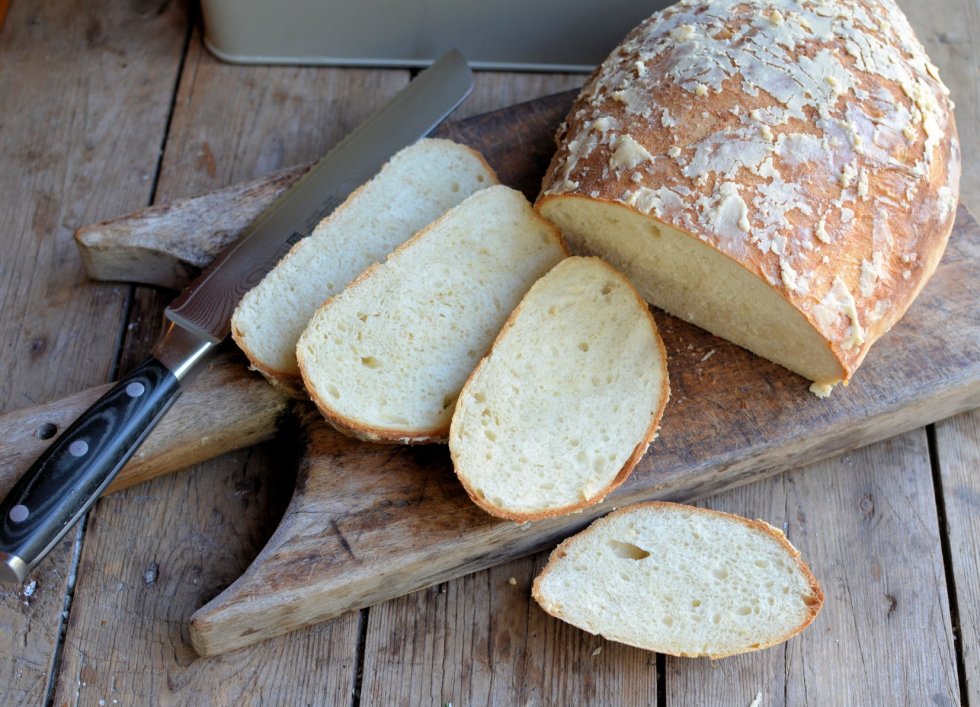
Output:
[{"xmin": 0, "ymin": 351, "xmax": 288, "ymax": 501}]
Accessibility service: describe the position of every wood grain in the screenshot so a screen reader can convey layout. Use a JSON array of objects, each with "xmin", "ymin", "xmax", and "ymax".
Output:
[
  {"xmin": 360, "ymin": 555, "xmax": 658, "ymax": 706},
  {"xmin": 934, "ymin": 409, "xmax": 980, "ymax": 704},
  {"xmin": 73, "ymin": 91, "xmax": 579, "ymax": 290},
  {"xmin": 3, "ymin": 3, "xmax": 974, "ymax": 704},
  {"xmin": 667, "ymin": 432, "xmax": 959, "ymax": 704},
  {"xmin": 42, "ymin": 64, "xmax": 980, "ymax": 659},
  {"xmin": 0, "ymin": 351, "xmax": 288, "ymax": 498},
  {"xmin": 0, "ymin": 0, "xmax": 188, "ymax": 702},
  {"xmin": 900, "ymin": 0, "xmax": 980, "ymax": 213},
  {"xmin": 188, "ymin": 201, "xmax": 979, "ymax": 654},
  {"xmin": 72, "ymin": 73, "xmax": 583, "ymax": 290},
  {"xmin": 75, "ymin": 166, "xmax": 307, "ymax": 290},
  {"xmin": 51, "ymin": 36, "xmax": 409, "ymax": 706}
]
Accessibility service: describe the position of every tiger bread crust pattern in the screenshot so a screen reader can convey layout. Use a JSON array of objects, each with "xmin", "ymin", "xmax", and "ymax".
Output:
[
  {"xmin": 450, "ymin": 257, "xmax": 670, "ymax": 521},
  {"xmin": 537, "ymin": 0, "xmax": 959, "ymax": 396},
  {"xmin": 532, "ymin": 502, "xmax": 824, "ymax": 658},
  {"xmin": 297, "ymin": 185, "xmax": 566, "ymax": 444}
]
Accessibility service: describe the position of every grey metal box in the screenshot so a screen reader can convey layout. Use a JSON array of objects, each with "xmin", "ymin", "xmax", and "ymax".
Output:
[{"xmin": 201, "ymin": 0, "xmax": 665, "ymax": 71}]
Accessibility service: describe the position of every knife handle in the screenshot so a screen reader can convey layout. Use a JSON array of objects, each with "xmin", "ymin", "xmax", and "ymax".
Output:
[{"xmin": 0, "ymin": 357, "xmax": 181, "ymax": 583}]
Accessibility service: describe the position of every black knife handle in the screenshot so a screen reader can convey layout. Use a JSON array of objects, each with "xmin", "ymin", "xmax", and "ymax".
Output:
[{"xmin": 0, "ymin": 357, "xmax": 181, "ymax": 583}]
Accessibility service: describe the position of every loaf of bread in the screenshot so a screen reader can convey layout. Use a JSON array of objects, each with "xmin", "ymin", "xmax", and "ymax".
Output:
[
  {"xmin": 450, "ymin": 257, "xmax": 669, "ymax": 520},
  {"xmin": 297, "ymin": 185, "xmax": 567, "ymax": 443},
  {"xmin": 532, "ymin": 502, "xmax": 823, "ymax": 658},
  {"xmin": 232, "ymin": 138, "xmax": 497, "ymax": 395},
  {"xmin": 536, "ymin": 0, "xmax": 959, "ymax": 396}
]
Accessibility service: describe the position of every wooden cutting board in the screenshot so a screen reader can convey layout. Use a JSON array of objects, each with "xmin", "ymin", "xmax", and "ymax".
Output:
[{"xmin": 6, "ymin": 92, "xmax": 979, "ymax": 656}]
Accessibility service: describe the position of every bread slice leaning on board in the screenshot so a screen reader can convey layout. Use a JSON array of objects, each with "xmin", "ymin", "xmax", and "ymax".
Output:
[
  {"xmin": 231, "ymin": 138, "xmax": 497, "ymax": 396},
  {"xmin": 297, "ymin": 185, "xmax": 567, "ymax": 443},
  {"xmin": 532, "ymin": 502, "xmax": 824, "ymax": 658},
  {"xmin": 450, "ymin": 256, "xmax": 669, "ymax": 520},
  {"xmin": 536, "ymin": 0, "xmax": 959, "ymax": 397}
]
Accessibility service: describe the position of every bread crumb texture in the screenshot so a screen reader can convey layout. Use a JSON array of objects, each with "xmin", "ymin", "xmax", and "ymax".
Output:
[
  {"xmin": 532, "ymin": 502, "xmax": 824, "ymax": 658},
  {"xmin": 450, "ymin": 257, "xmax": 669, "ymax": 519},
  {"xmin": 297, "ymin": 185, "xmax": 565, "ymax": 442},
  {"xmin": 232, "ymin": 138, "xmax": 497, "ymax": 389},
  {"xmin": 538, "ymin": 0, "xmax": 959, "ymax": 392}
]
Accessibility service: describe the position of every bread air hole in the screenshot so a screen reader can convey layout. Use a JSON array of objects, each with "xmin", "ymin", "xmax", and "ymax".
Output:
[
  {"xmin": 608, "ymin": 539, "xmax": 651, "ymax": 560},
  {"xmin": 360, "ymin": 356, "xmax": 381, "ymax": 368},
  {"xmin": 327, "ymin": 384, "xmax": 341, "ymax": 399},
  {"xmin": 578, "ymin": 342, "xmax": 589, "ymax": 352}
]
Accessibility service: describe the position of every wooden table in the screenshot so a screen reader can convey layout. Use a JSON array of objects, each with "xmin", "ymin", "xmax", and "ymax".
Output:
[{"xmin": 1, "ymin": 1, "xmax": 977, "ymax": 704}]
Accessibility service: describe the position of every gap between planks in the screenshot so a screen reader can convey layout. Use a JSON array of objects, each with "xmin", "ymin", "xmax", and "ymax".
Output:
[
  {"xmin": 928, "ymin": 423, "xmax": 972, "ymax": 707},
  {"xmin": 40, "ymin": 12, "xmax": 199, "ymax": 707}
]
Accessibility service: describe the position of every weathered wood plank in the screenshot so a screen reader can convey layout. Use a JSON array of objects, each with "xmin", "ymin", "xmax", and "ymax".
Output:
[
  {"xmin": 895, "ymin": 2, "xmax": 980, "ymax": 698},
  {"xmin": 934, "ymin": 410, "xmax": 980, "ymax": 704},
  {"xmin": 360, "ymin": 555, "xmax": 658, "ymax": 707},
  {"xmin": 51, "ymin": 35, "xmax": 410, "ymax": 705},
  {"xmin": 899, "ymin": 0, "xmax": 980, "ymax": 212},
  {"xmin": 0, "ymin": 0, "xmax": 188, "ymax": 703},
  {"xmin": 666, "ymin": 431, "xmax": 960, "ymax": 705}
]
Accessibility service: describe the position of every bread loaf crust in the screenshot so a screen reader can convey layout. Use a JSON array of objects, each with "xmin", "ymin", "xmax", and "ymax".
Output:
[{"xmin": 537, "ymin": 0, "xmax": 959, "ymax": 387}]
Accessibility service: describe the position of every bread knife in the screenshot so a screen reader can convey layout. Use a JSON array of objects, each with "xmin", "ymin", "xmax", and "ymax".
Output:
[{"xmin": 0, "ymin": 49, "xmax": 474, "ymax": 584}]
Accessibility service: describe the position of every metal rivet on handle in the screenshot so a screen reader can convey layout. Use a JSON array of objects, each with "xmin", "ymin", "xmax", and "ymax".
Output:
[
  {"xmin": 9, "ymin": 505, "xmax": 29, "ymax": 523},
  {"xmin": 125, "ymin": 382, "xmax": 145, "ymax": 398},
  {"xmin": 68, "ymin": 440, "xmax": 88, "ymax": 457}
]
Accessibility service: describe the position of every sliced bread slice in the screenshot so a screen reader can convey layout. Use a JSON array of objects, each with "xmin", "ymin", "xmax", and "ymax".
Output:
[
  {"xmin": 296, "ymin": 185, "xmax": 567, "ymax": 443},
  {"xmin": 231, "ymin": 138, "xmax": 497, "ymax": 395},
  {"xmin": 532, "ymin": 502, "xmax": 824, "ymax": 658},
  {"xmin": 449, "ymin": 256, "xmax": 669, "ymax": 520}
]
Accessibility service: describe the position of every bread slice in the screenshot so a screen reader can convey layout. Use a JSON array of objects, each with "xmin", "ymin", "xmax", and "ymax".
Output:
[
  {"xmin": 532, "ymin": 502, "xmax": 824, "ymax": 658},
  {"xmin": 231, "ymin": 138, "xmax": 497, "ymax": 396},
  {"xmin": 449, "ymin": 257, "xmax": 669, "ymax": 520},
  {"xmin": 296, "ymin": 185, "xmax": 567, "ymax": 443},
  {"xmin": 536, "ymin": 0, "xmax": 959, "ymax": 396}
]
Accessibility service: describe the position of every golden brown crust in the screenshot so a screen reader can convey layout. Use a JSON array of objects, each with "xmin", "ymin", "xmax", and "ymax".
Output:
[
  {"xmin": 294, "ymin": 260, "xmax": 450, "ymax": 445},
  {"xmin": 451, "ymin": 257, "xmax": 671, "ymax": 522},
  {"xmin": 297, "ymin": 187, "xmax": 566, "ymax": 446},
  {"xmin": 537, "ymin": 0, "xmax": 959, "ymax": 384},
  {"xmin": 229, "ymin": 332, "xmax": 307, "ymax": 399},
  {"xmin": 531, "ymin": 501, "xmax": 825, "ymax": 658}
]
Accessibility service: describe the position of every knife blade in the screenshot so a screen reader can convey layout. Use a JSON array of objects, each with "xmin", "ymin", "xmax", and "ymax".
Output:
[{"xmin": 0, "ymin": 49, "xmax": 474, "ymax": 584}]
